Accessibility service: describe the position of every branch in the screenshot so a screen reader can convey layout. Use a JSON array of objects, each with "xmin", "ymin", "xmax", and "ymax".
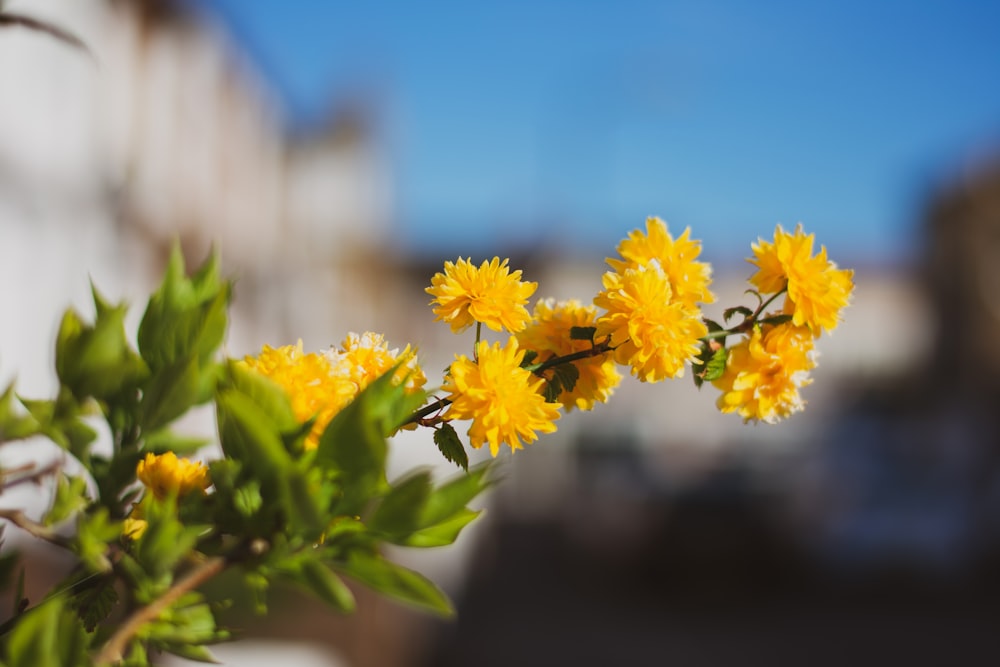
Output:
[
  {"xmin": 1, "ymin": 459, "xmax": 62, "ymax": 492},
  {"xmin": 0, "ymin": 508, "xmax": 72, "ymax": 548},
  {"xmin": 94, "ymin": 555, "xmax": 227, "ymax": 665},
  {"xmin": 0, "ymin": 12, "xmax": 90, "ymax": 54}
]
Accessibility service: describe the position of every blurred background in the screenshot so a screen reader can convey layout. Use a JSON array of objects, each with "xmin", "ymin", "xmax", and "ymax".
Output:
[{"xmin": 1, "ymin": 0, "xmax": 1000, "ymax": 665}]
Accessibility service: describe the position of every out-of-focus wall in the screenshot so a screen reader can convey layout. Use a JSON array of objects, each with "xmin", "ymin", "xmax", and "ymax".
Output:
[{"xmin": 0, "ymin": 0, "xmax": 394, "ymax": 399}]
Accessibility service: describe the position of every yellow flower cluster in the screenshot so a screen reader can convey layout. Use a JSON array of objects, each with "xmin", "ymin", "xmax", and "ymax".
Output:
[
  {"xmin": 713, "ymin": 323, "xmax": 816, "ymax": 423},
  {"xmin": 136, "ymin": 451, "xmax": 210, "ymax": 500},
  {"xmin": 595, "ymin": 217, "xmax": 713, "ymax": 382},
  {"xmin": 713, "ymin": 224, "xmax": 854, "ymax": 422},
  {"xmin": 516, "ymin": 299, "xmax": 621, "ymax": 411},
  {"xmin": 749, "ymin": 224, "xmax": 854, "ymax": 335},
  {"xmin": 426, "ymin": 256, "xmax": 537, "ymax": 333},
  {"xmin": 246, "ymin": 218, "xmax": 851, "ymax": 461},
  {"xmin": 243, "ymin": 334, "xmax": 426, "ymax": 448},
  {"xmin": 443, "ymin": 339, "xmax": 560, "ymax": 456}
]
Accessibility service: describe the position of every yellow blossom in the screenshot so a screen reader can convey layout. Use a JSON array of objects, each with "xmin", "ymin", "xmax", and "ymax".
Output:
[
  {"xmin": 594, "ymin": 261, "xmax": 707, "ymax": 382},
  {"xmin": 122, "ymin": 517, "xmax": 148, "ymax": 541},
  {"xmin": 749, "ymin": 224, "xmax": 854, "ymax": 335},
  {"xmin": 443, "ymin": 338, "xmax": 561, "ymax": 456},
  {"xmin": 712, "ymin": 322, "xmax": 816, "ymax": 423},
  {"xmin": 136, "ymin": 452, "xmax": 210, "ymax": 500},
  {"xmin": 242, "ymin": 342, "xmax": 356, "ymax": 449},
  {"xmin": 607, "ymin": 216, "xmax": 715, "ymax": 308},
  {"xmin": 426, "ymin": 257, "xmax": 537, "ymax": 333},
  {"xmin": 516, "ymin": 299, "xmax": 621, "ymax": 411},
  {"xmin": 329, "ymin": 331, "xmax": 427, "ymax": 396}
]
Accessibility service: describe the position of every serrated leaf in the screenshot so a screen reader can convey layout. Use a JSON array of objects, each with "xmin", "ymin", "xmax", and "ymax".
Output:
[
  {"xmin": 0, "ymin": 385, "xmax": 41, "ymax": 442},
  {"xmin": 44, "ymin": 474, "xmax": 89, "ymax": 526},
  {"xmin": 702, "ymin": 347, "xmax": 728, "ymax": 382},
  {"xmin": 419, "ymin": 462, "xmax": 493, "ymax": 527},
  {"xmin": 551, "ymin": 362, "xmax": 580, "ymax": 394},
  {"xmin": 70, "ymin": 579, "xmax": 119, "ymax": 632},
  {"xmin": 569, "ymin": 326, "xmax": 597, "ymax": 342},
  {"xmin": 432, "ymin": 423, "xmax": 468, "ymax": 471},
  {"xmin": 519, "ymin": 349, "xmax": 538, "ymax": 367},
  {"xmin": 760, "ymin": 313, "xmax": 794, "ymax": 327},
  {"xmin": 543, "ymin": 379, "xmax": 562, "ymax": 403},
  {"xmin": 5, "ymin": 596, "xmax": 92, "ymax": 667},
  {"xmin": 723, "ymin": 305, "xmax": 753, "ymax": 323}
]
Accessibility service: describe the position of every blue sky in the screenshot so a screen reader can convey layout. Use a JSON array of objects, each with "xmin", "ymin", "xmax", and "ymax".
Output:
[{"xmin": 200, "ymin": 0, "xmax": 1000, "ymax": 265}]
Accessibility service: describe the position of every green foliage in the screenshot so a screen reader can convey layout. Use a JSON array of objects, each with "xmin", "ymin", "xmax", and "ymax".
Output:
[
  {"xmin": 0, "ymin": 247, "xmax": 490, "ymax": 664},
  {"xmin": 433, "ymin": 422, "xmax": 469, "ymax": 471},
  {"xmin": 569, "ymin": 325, "xmax": 597, "ymax": 342}
]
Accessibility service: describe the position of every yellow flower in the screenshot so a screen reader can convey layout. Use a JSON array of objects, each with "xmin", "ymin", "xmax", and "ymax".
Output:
[
  {"xmin": 122, "ymin": 517, "xmax": 148, "ymax": 541},
  {"xmin": 242, "ymin": 342, "xmax": 356, "ymax": 449},
  {"xmin": 749, "ymin": 224, "xmax": 854, "ymax": 335},
  {"xmin": 594, "ymin": 261, "xmax": 707, "ymax": 382},
  {"xmin": 712, "ymin": 322, "xmax": 816, "ymax": 423},
  {"xmin": 426, "ymin": 257, "xmax": 537, "ymax": 333},
  {"xmin": 329, "ymin": 331, "xmax": 427, "ymax": 395},
  {"xmin": 136, "ymin": 452, "xmax": 210, "ymax": 500},
  {"xmin": 443, "ymin": 338, "xmax": 561, "ymax": 456},
  {"xmin": 516, "ymin": 299, "xmax": 621, "ymax": 411},
  {"xmin": 607, "ymin": 217, "xmax": 715, "ymax": 309}
]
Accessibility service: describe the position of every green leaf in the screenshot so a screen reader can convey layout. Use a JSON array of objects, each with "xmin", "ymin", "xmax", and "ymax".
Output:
[
  {"xmin": 131, "ymin": 499, "xmax": 200, "ymax": 579},
  {"xmin": 723, "ymin": 305, "xmax": 753, "ymax": 322},
  {"xmin": 551, "ymin": 362, "xmax": 580, "ymax": 394},
  {"xmin": 288, "ymin": 560, "xmax": 356, "ymax": 613},
  {"xmin": 569, "ymin": 326, "xmax": 597, "ymax": 342},
  {"xmin": 137, "ymin": 244, "xmax": 230, "ymax": 371},
  {"xmin": 519, "ymin": 349, "xmax": 538, "ymax": 367},
  {"xmin": 138, "ymin": 358, "xmax": 207, "ymax": 432},
  {"xmin": 142, "ymin": 429, "xmax": 210, "ymax": 457},
  {"xmin": 5, "ymin": 597, "xmax": 92, "ymax": 667},
  {"xmin": 0, "ymin": 384, "xmax": 41, "ymax": 442},
  {"xmin": 760, "ymin": 313, "xmax": 794, "ymax": 327},
  {"xmin": 419, "ymin": 462, "xmax": 493, "ymax": 528},
  {"xmin": 432, "ymin": 423, "xmax": 468, "ymax": 471},
  {"xmin": 160, "ymin": 643, "xmax": 220, "ymax": 664},
  {"xmin": 54, "ymin": 293, "xmax": 148, "ymax": 401},
  {"xmin": 69, "ymin": 578, "xmax": 119, "ymax": 632},
  {"xmin": 73, "ymin": 508, "xmax": 120, "ymax": 574},
  {"xmin": 702, "ymin": 347, "xmax": 728, "ymax": 382},
  {"xmin": 216, "ymin": 379, "xmax": 323, "ymax": 535},
  {"xmin": 44, "ymin": 474, "xmax": 89, "ymax": 526},
  {"xmin": 542, "ymin": 379, "xmax": 561, "ymax": 403},
  {"xmin": 404, "ymin": 508, "xmax": 482, "ymax": 548},
  {"xmin": 370, "ymin": 471, "xmax": 432, "ymax": 541},
  {"xmin": 315, "ymin": 364, "xmax": 425, "ymax": 513},
  {"xmin": 336, "ymin": 553, "xmax": 453, "ymax": 616},
  {"xmin": 233, "ymin": 480, "xmax": 263, "ymax": 518}
]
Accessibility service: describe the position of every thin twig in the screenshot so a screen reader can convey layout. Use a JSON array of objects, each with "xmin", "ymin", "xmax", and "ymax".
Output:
[
  {"xmin": 0, "ymin": 13, "xmax": 91, "ymax": 55},
  {"xmin": 0, "ymin": 508, "xmax": 71, "ymax": 548},
  {"xmin": 1, "ymin": 459, "xmax": 62, "ymax": 492},
  {"xmin": 94, "ymin": 555, "xmax": 227, "ymax": 665}
]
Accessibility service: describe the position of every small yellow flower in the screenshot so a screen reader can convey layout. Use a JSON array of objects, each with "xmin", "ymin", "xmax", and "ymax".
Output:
[
  {"xmin": 426, "ymin": 257, "xmax": 537, "ymax": 333},
  {"xmin": 242, "ymin": 342, "xmax": 356, "ymax": 449},
  {"xmin": 749, "ymin": 224, "xmax": 854, "ymax": 335},
  {"xmin": 122, "ymin": 517, "xmax": 148, "ymax": 541},
  {"xmin": 712, "ymin": 322, "xmax": 816, "ymax": 423},
  {"xmin": 516, "ymin": 299, "xmax": 621, "ymax": 411},
  {"xmin": 594, "ymin": 261, "xmax": 707, "ymax": 382},
  {"xmin": 136, "ymin": 452, "xmax": 210, "ymax": 500},
  {"xmin": 607, "ymin": 216, "xmax": 715, "ymax": 309},
  {"xmin": 443, "ymin": 338, "xmax": 561, "ymax": 456},
  {"xmin": 329, "ymin": 331, "xmax": 427, "ymax": 396}
]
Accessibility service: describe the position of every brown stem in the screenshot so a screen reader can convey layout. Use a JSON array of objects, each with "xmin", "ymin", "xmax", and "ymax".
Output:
[
  {"xmin": 94, "ymin": 555, "xmax": 227, "ymax": 665},
  {"xmin": 0, "ymin": 508, "xmax": 72, "ymax": 548},
  {"xmin": 1, "ymin": 459, "xmax": 62, "ymax": 492}
]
